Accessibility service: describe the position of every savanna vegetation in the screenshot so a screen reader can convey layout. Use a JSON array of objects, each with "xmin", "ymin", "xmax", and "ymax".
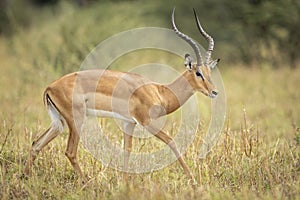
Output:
[{"xmin": 0, "ymin": 1, "xmax": 299, "ymax": 199}]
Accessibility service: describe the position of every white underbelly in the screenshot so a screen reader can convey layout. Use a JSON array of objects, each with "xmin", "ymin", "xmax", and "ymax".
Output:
[{"xmin": 86, "ymin": 108, "xmax": 136, "ymax": 123}]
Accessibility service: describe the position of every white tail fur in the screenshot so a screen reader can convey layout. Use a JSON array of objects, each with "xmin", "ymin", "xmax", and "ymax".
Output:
[{"xmin": 45, "ymin": 93, "xmax": 65, "ymax": 133}]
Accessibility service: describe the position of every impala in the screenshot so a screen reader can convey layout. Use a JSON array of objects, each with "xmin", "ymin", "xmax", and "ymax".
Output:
[{"xmin": 24, "ymin": 8, "xmax": 219, "ymax": 184}]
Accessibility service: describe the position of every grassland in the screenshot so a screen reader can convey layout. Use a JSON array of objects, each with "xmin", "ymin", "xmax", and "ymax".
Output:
[{"xmin": 0, "ymin": 2, "xmax": 299, "ymax": 199}]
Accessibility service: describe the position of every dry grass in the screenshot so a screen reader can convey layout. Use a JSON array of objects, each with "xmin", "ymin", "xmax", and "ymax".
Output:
[{"xmin": 0, "ymin": 59, "xmax": 299, "ymax": 200}]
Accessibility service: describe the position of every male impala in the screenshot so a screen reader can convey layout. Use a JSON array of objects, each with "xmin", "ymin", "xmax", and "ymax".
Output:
[{"xmin": 24, "ymin": 8, "xmax": 219, "ymax": 184}]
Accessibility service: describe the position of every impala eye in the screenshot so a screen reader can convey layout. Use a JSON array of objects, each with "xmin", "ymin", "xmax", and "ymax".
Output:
[{"xmin": 195, "ymin": 71, "xmax": 205, "ymax": 80}]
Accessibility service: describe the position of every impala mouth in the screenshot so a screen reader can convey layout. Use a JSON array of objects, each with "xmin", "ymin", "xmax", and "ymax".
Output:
[{"xmin": 209, "ymin": 93, "xmax": 217, "ymax": 99}]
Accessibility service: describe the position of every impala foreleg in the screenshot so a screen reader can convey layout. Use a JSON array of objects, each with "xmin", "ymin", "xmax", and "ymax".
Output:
[{"xmin": 145, "ymin": 125, "xmax": 196, "ymax": 185}]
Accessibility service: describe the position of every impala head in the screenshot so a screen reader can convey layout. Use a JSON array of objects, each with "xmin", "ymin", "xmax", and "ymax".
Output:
[{"xmin": 172, "ymin": 8, "xmax": 220, "ymax": 98}]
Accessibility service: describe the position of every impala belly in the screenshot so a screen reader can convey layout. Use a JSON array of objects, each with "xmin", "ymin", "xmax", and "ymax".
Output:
[{"xmin": 86, "ymin": 108, "xmax": 136, "ymax": 123}]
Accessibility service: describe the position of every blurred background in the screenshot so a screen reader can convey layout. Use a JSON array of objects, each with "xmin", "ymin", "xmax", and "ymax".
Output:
[{"xmin": 0, "ymin": 0, "xmax": 299, "ymax": 69}]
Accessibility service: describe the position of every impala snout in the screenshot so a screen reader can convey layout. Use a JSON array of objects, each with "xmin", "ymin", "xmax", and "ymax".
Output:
[
  {"xmin": 210, "ymin": 90, "xmax": 218, "ymax": 98},
  {"xmin": 212, "ymin": 90, "xmax": 218, "ymax": 96}
]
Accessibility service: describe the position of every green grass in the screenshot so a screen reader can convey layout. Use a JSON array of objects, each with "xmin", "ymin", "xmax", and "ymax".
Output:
[{"xmin": 0, "ymin": 2, "xmax": 299, "ymax": 199}]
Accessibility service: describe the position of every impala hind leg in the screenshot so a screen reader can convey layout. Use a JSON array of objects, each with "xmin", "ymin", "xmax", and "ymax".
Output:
[
  {"xmin": 65, "ymin": 126, "xmax": 87, "ymax": 183},
  {"xmin": 146, "ymin": 125, "xmax": 197, "ymax": 185},
  {"xmin": 122, "ymin": 122, "xmax": 135, "ymax": 182},
  {"xmin": 64, "ymin": 106, "xmax": 87, "ymax": 183},
  {"xmin": 24, "ymin": 125, "xmax": 61, "ymax": 176}
]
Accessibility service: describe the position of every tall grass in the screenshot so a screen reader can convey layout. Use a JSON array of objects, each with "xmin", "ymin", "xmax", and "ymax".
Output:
[{"xmin": 0, "ymin": 2, "xmax": 299, "ymax": 199}]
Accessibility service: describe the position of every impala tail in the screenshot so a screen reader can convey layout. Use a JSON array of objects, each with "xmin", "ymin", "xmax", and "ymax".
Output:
[{"xmin": 43, "ymin": 91, "xmax": 65, "ymax": 133}]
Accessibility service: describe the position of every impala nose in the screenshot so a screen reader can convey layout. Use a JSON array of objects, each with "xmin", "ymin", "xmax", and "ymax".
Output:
[{"xmin": 212, "ymin": 90, "xmax": 218, "ymax": 96}]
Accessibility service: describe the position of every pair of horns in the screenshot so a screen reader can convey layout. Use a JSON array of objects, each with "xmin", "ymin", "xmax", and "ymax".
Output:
[{"xmin": 171, "ymin": 8, "xmax": 214, "ymax": 73}]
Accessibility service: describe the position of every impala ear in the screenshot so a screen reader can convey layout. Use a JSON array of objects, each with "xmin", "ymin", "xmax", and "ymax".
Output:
[
  {"xmin": 209, "ymin": 58, "xmax": 220, "ymax": 69},
  {"xmin": 184, "ymin": 54, "xmax": 193, "ymax": 70}
]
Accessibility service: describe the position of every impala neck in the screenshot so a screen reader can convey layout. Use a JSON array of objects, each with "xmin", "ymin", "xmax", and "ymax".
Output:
[{"xmin": 162, "ymin": 70, "xmax": 195, "ymax": 114}]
